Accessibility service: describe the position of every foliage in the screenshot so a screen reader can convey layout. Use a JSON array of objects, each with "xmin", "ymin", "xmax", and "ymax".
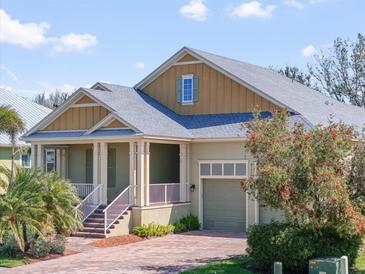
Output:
[
  {"xmin": 0, "ymin": 105, "xmax": 25, "ymax": 182},
  {"xmin": 49, "ymin": 234, "xmax": 66, "ymax": 254},
  {"xmin": 33, "ymin": 90, "xmax": 71, "ymax": 109},
  {"xmin": 308, "ymin": 33, "xmax": 365, "ymax": 107},
  {"xmin": 41, "ymin": 172, "xmax": 82, "ymax": 234},
  {"xmin": 0, "ymin": 167, "xmax": 49, "ymax": 252},
  {"xmin": 132, "ymin": 223, "xmax": 175, "ymax": 238},
  {"xmin": 247, "ymin": 223, "xmax": 362, "ymax": 273},
  {"xmin": 174, "ymin": 215, "xmax": 200, "ymax": 233},
  {"xmin": 0, "ymin": 167, "xmax": 82, "ymax": 252},
  {"xmin": 348, "ymin": 142, "xmax": 365, "ymax": 215},
  {"xmin": 241, "ymin": 110, "xmax": 365, "ymax": 237},
  {"xmin": 29, "ymin": 237, "xmax": 51, "ymax": 258},
  {"xmin": 272, "ymin": 65, "xmax": 313, "ymax": 88},
  {"xmin": 181, "ymin": 256, "xmax": 254, "ymax": 274},
  {"xmin": 0, "ymin": 254, "xmax": 29, "ymax": 268}
]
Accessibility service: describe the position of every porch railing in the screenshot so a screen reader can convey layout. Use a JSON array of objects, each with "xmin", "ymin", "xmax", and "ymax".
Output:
[
  {"xmin": 149, "ymin": 183, "xmax": 180, "ymax": 204},
  {"xmin": 76, "ymin": 184, "xmax": 103, "ymax": 222},
  {"xmin": 103, "ymin": 186, "xmax": 130, "ymax": 234},
  {"xmin": 73, "ymin": 183, "xmax": 94, "ymax": 198}
]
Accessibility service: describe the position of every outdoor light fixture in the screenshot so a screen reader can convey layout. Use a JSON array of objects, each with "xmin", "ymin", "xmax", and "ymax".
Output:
[{"xmin": 190, "ymin": 184, "xmax": 196, "ymax": 192}]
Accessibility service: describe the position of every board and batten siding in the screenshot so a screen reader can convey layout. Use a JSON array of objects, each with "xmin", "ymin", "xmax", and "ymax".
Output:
[
  {"xmin": 143, "ymin": 63, "xmax": 279, "ymax": 115},
  {"xmin": 45, "ymin": 106, "xmax": 109, "ymax": 130}
]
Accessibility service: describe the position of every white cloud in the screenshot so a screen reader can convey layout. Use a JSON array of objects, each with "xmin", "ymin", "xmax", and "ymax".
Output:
[
  {"xmin": 0, "ymin": 9, "xmax": 97, "ymax": 53},
  {"xmin": 231, "ymin": 1, "xmax": 276, "ymax": 18},
  {"xmin": 34, "ymin": 81, "xmax": 76, "ymax": 94},
  {"xmin": 135, "ymin": 62, "xmax": 145, "ymax": 69},
  {"xmin": 50, "ymin": 33, "xmax": 97, "ymax": 53},
  {"xmin": 301, "ymin": 44, "xmax": 316, "ymax": 57},
  {"xmin": 284, "ymin": 0, "xmax": 304, "ymax": 9},
  {"xmin": 179, "ymin": 0, "xmax": 208, "ymax": 21},
  {"xmin": 0, "ymin": 9, "xmax": 49, "ymax": 48},
  {"xmin": 0, "ymin": 64, "xmax": 18, "ymax": 82}
]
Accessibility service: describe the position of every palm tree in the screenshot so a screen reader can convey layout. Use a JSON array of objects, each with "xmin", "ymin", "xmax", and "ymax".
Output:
[
  {"xmin": 0, "ymin": 167, "xmax": 49, "ymax": 251},
  {"xmin": 0, "ymin": 106, "xmax": 25, "ymax": 183},
  {"xmin": 41, "ymin": 172, "xmax": 82, "ymax": 234},
  {"xmin": 0, "ymin": 167, "xmax": 82, "ymax": 252}
]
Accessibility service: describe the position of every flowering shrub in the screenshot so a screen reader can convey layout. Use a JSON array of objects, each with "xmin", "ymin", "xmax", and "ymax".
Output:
[{"xmin": 241, "ymin": 110, "xmax": 365, "ymax": 237}]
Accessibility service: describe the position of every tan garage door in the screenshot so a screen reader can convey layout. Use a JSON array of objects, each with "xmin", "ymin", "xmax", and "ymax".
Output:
[{"xmin": 203, "ymin": 179, "xmax": 246, "ymax": 232}]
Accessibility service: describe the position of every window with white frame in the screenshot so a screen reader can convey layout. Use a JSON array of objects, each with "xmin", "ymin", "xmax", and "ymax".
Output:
[
  {"xmin": 199, "ymin": 160, "xmax": 248, "ymax": 178},
  {"xmin": 182, "ymin": 74, "xmax": 193, "ymax": 104},
  {"xmin": 45, "ymin": 149, "xmax": 56, "ymax": 172},
  {"xmin": 20, "ymin": 149, "xmax": 31, "ymax": 168}
]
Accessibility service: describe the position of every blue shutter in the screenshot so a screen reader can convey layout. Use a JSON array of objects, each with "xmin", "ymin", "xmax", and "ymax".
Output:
[
  {"xmin": 176, "ymin": 77, "xmax": 182, "ymax": 103},
  {"xmin": 193, "ymin": 75, "xmax": 199, "ymax": 102}
]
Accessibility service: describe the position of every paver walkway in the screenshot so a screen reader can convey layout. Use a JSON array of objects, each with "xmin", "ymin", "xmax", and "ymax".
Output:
[{"xmin": 1, "ymin": 231, "xmax": 246, "ymax": 274}]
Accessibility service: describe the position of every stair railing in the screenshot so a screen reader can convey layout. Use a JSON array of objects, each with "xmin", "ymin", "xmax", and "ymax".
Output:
[
  {"xmin": 103, "ymin": 186, "xmax": 130, "ymax": 235},
  {"xmin": 76, "ymin": 184, "xmax": 103, "ymax": 223}
]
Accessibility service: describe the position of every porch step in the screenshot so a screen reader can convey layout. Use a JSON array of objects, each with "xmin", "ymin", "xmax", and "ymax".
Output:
[
  {"xmin": 82, "ymin": 227, "xmax": 110, "ymax": 234},
  {"xmin": 73, "ymin": 232, "xmax": 106, "ymax": 238},
  {"xmin": 83, "ymin": 223, "xmax": 115, "ymax": 229}
]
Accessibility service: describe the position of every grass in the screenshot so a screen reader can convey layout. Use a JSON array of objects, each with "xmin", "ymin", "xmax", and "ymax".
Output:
[
  {"xmin": 0, "ymin": 254, "xmax": 29, "ymax": 268},
  {"xmin": 182, "ymin": 251, "xmax": 365, "ymax": 274},
  {"xmin": 181, "ymin": 256, "xmax": 254, "ymax": 274}
]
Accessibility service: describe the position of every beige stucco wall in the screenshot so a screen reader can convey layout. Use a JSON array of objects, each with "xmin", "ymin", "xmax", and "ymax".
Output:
[
  {"xmin": 189, "ymin": 142, "xmax": 283, "ymax": 227},
  {"xmin": 0, "ymin": 147, "xmax": 20, "ymax": 193},
  {"xmin": 132, "ymin": 203, "xmax": 191, "ymax": 227}
]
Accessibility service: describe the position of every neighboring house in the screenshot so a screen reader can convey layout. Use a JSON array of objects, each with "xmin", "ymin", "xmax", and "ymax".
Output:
[
  {"xmin": 0, "ymin": 89, "xmax": 51, "ymax": 170},
  {"xmin": 22, "ymin": 47, "xmax": 365, "ymax": 237}
]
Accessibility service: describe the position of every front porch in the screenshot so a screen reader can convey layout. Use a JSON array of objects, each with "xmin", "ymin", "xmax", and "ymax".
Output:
[{"xmin": 31, "ymin": 140, "xmax": 190, "ymax": 207}]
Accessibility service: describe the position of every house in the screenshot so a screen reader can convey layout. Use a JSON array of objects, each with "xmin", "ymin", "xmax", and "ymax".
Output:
[
  {"xmin": 22, "ymin": 47, "xmax": 365, "ymax": 237},
  {"xmin": 0, "ymin": 89, "xmax": 51, "ymax": 170}
]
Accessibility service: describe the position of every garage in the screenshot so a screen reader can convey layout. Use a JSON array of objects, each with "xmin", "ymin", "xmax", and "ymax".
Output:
[{"xmin": 203, "ymin": 179, "xmax": 246, "ymax": 232}]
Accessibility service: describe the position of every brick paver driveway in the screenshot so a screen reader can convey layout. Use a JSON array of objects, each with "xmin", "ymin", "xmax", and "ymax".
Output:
[{"xmin": 1, "ymin": 231, "xmax": 246, "ymax": 274}]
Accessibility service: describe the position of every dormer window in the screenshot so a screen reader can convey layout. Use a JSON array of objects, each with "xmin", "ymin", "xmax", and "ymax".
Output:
[
  {"xmin": 176, "ymin": 74, "xmax": 199, "ymax": 105},
  {"xmin": 182, "ymin": 74, "xmax": 193, "ymax": 104}
]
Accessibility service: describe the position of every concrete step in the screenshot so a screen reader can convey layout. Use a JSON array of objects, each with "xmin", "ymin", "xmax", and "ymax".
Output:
[
  {"xmin": 85, "ymin": 217, "xmax": 104, "ymax": 223},
  {"xmin": 81, "ymin": 227, "xmax": 110, "ymax": 234},
  {"xmin": 83, "ymin": 223, "xmax": 115, "ymax": 229},
  {"xmin": 73, "ymin": 232, "xmax": 106, "ymax": 238}
]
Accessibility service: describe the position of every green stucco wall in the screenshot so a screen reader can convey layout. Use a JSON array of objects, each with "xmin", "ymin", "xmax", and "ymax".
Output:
[{"xmin": 68, "ymin": 144, "xmax": 92, "ymax": 185}]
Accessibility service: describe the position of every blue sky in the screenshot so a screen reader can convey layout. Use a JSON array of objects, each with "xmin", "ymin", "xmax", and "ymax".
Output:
[{"xmin": 0, "ymin": 0, "xmax": 363, "ymax": 98}]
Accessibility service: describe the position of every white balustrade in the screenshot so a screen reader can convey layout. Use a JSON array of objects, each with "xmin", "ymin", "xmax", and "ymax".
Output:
[{"xmin": 75, "ymin": 184, "xmax": 103, "ymax": 222}]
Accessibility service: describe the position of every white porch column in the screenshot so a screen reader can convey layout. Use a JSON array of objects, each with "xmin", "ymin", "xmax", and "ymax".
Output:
[
  {"xmin": 100, "ymin": 142, "xmax": 108, "ymax": 204},
  {"xmin": 93, "ymin": 143, "xmax": 100, "ymax": 189},
  {"xmin": 179, "ymin": 143, "xmax": 187, "ymax": 202},
  {"xmin": 31, "ymin": 143, "xmax": 36, "ymax": 168},
  {"xmin": 186, "ymin": 143, "xmax": 190, "ymax": 202},
  {"xmin": 144, "ymin": 142, "xmax": 150, "ymax": 206},
  {"xmin": 246, "ymin": 162, "xmax": 259, "ymax": 229},
  {"xmin": 56, "ymin": 149, "xmax": 61, "ymax": 175},
  {"xmin": 136, "ymin": 141, "xmax": 145, "ymax": 207},
  {"xmin": 36, "ymin": 144, "xmax": 43, "ymax": 169},
  {"xmin": 60, "ymin": 149, "xmax": 67, "ymax": 178},
  {"xmin": 129, "ymin": 142, "xmax": 136, "ymax": 205}
]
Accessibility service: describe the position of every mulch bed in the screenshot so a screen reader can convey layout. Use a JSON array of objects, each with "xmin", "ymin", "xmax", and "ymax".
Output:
[{"xmin": 88, "ymin": 235, "xmax": 144, "ymax": 248}]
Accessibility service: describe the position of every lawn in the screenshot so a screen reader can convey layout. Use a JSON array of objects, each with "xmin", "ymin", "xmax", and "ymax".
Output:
[
  {"xmin": 0, "ymin": 254, "xmax": 29, "ymax": 268},
  {"xmin": 182, "ymin": 251, "xmax": 365, "ymax": 274}
]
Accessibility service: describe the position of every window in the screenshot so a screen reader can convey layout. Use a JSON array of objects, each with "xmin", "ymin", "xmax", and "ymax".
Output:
[
  {"xmin": 199, "ymin": 161, "xmax": 248, "ymax": 178},
  {"xmin": 45, "ymin": 149, "xmax": 56, "ymax": 172},
  {"xmin": 20, "ymin": 150, "xmax": 31, "ymax": 168},
  {"xmin": 182, "ymin": 74, "xmax": 193, "ymax": 104}
]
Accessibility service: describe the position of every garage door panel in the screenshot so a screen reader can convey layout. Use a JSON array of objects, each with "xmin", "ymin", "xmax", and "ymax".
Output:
[{"xmin": 203, "ymin": 179, "xmax": 246, "ymax": 232}]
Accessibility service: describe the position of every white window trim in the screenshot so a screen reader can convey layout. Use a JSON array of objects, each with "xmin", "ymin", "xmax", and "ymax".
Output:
[
  {"xmin": 45, "ymin": 149, "xmax": 56, "ymax": 173},
  {"xmin": 198, "ymin": 160, "xmax": 249, "ymax": 179},
  {"xmin": 181, "ymin": 74, "xmax": 194, "ymax": 104},
  {"xmin": 20, "ymin": 152, "xmax": 31, "ymax": 169}
]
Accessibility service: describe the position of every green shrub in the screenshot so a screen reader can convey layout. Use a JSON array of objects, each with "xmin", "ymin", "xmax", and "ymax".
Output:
[
  {"xmin": 174, "ymin": 215, "xmax": 200, "ymax": 233},
  {"xmin": 49, "ymin": 235, "xmax": 66, "ymax": 254},
  {"xmin": 132, "ymin": 223, "xmax": 175, "ymax": 238},
  {"xmin": 247, "ymin": 223, "xmax": 362, "ymax": 273},
  {"xmin": 29, "ymin": 237, "xmax": 51, "ymax": 258},
  {"xmin": 0, "ymin": 233, "xmax": 20, "ymax": 258}
]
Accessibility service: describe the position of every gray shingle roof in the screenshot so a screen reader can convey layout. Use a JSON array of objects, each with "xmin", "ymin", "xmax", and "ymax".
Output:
[
  {"xmin": 187, "ymin": 47, "xmax": 365, "ymax": 130},
  {"xmin": 0, "ymin": 89, "xmax": 51, "ymax": 146}
]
